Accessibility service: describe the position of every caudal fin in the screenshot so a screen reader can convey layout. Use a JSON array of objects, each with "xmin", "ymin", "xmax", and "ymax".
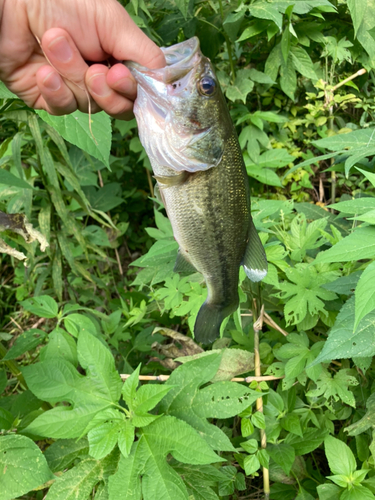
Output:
[{"xmin": 194, "ymin": 300, "xmax": 238, "ymax": 344}]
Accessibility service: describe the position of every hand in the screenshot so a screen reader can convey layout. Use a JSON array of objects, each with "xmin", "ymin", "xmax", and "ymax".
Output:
[{"xmin": 0, "ymin": 0, "xmax": 165, "ymax": 119}]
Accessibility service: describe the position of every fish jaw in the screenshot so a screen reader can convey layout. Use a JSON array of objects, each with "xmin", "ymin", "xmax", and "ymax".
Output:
[{"xmin": 125, "ymin": 38, "xmax": 230, "ymax": 173}]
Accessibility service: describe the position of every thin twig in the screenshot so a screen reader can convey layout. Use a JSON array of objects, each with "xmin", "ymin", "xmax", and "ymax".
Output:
[
  {"xmin": 34, "ymin": 34, "xmax": 97, "ymax": 144},
  {"xmin": 120, "ymin": 374, "xmax": 284, "ymax": 382},
  {"xmin": 146, "ymin": 169, "xmax": 154, "ymax": 198},
  {"xmin": 331, "ymin": 68, "xmax": 367, "ymax": 92},
  {"xmin": 241, "ymin": 311, "xmax": 288, "ymax": 337},
  {"xmin": 114, "ymin": 247, "xmax": 124, "ymax": 276},
  {"xmin": 9, "ymin": 317, "xmax": 23, "ymax": 332},
  {"xmin": 30, "ymin": 317, "xmax": 46, "ymax": 330}
]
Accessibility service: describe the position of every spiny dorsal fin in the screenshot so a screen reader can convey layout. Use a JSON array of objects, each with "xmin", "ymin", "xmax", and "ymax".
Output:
[
  {"xmin": 242, "ymin": 218, "xmax": 268, "ymax": 282},
  {"xmin": 174, "ymin": 249, "xmax": 197, "ymax": 274}
]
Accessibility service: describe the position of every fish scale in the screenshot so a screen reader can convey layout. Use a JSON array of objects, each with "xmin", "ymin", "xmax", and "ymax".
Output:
[{"xmin": 126, "ymin": 37, "xmax": 267, "ymax": 343}]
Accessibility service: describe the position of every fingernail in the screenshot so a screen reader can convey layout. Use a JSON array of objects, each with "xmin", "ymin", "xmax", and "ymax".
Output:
[
  {"xmin": 88, "ymin": 73, "xmax": 110, "ymax": 97},
  {"xmin": 43, "ymin": 72, "xmax": 61, "ymax": 91},
  {"xmin": 48, "ymin": 36, "xmax": 73, "ymax": 63}
]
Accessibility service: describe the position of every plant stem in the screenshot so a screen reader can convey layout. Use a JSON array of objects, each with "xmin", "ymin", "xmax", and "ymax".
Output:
[{"xmin": 252, "ymin": 300, "xmax": 270, "ymax": 500}]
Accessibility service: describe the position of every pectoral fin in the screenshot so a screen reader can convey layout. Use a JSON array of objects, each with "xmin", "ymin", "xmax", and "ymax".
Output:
[
  {"xmin": 242, "ymin": 219, "xmax": 268, "ymax": 282},
  {"xmin": 174, "ymin": 249, "xmax": 197, "ymax": 274}
]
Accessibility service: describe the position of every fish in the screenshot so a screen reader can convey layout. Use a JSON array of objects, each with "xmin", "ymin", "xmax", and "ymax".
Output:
[{"xmin": 126, "ymin": 37, "xmax": 267, "ymax": 344}]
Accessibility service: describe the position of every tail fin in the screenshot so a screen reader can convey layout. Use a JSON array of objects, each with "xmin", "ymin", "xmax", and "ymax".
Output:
[{"xmin": 194, "ymin": 300, "xmax": 237, "ymax": 344}]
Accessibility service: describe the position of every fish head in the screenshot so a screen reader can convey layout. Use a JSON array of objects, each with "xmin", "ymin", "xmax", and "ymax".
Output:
[{"xmin": 126, "ymin": 37, "xmax": 232, "ymax": 173}]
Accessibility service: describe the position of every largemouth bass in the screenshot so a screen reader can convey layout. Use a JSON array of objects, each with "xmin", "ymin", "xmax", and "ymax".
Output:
[{"xmin": 127, "ymin": 37, "xmax": 267, "ymax": 344}]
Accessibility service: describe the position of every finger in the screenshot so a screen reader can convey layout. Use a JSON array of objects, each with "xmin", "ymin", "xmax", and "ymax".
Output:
[
  {"xmin": 35, "ymin": 65, "xmax": 78, "ymax": 115},
  {"xmin": 41, "ymin": 28, "xmax": 99, "ymax": 113},
  {"xmin": 107, "ymin": 64, "xmax": 137, "ymax": 101},
  {"xmin": 86, "ymin": 65, "xmax": 135, "ymax": 120},
  {"xmin": 94, "ymin": 2, "xmax": 166, "ymax": 69}
]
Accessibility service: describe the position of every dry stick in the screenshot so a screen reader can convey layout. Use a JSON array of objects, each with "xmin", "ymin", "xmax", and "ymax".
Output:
[
  {"xmin": 241, "ymin": 311, "xmax": 288, "ymax": 337},
  {"xmin": 253, "ymin": 304, "xmax": 270, "ymax": 500},
  {"xmin": 34, "ymin": 34, "xmax": 97, "ymax": 145},
  {"xmin": 120, "ymin": 374, "xmax": 284, "ymax": 382}
]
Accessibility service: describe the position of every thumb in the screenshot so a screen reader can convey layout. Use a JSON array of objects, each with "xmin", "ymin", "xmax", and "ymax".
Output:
[{"xmin": 96, "ymin": 1, "xmax": 165, "ymax": 69}]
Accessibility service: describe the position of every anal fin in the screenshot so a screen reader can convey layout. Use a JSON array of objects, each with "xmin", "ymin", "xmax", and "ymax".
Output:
[
  {"xmin": 174, "ymin": 249, "xmax": 197, "ymax": 274},
  {"xmin": 242, "ymin": 218, "xmax": 268, "ymax": 282}
]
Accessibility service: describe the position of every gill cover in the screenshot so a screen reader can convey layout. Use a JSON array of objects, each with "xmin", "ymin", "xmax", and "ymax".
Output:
[{"xmin": 126, "ymin": 37, "xmax": 226, "ymax": 173}]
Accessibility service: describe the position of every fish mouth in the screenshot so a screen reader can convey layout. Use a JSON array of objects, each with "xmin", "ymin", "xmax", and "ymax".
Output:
[
  {"xmin": 126, "ymin": 37, "xmax": 201, "ymax": 84},
  {"xmin": 125, "ymin": 37, "xmax": 202, "ymax": 119}
]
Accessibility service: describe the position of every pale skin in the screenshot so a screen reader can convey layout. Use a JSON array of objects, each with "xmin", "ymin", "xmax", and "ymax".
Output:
[{"xmin": 0, "ymin": 0, "xmax": 166, "ymax": 119}]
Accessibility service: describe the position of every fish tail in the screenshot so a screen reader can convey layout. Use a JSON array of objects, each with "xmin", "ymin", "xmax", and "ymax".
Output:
[{"xmin": 194, "ymin": 300, "xmax": 238, "ymax": 344}]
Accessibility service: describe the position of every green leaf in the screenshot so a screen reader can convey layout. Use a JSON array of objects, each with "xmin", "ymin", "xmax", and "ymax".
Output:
[
  {"xmin": 41, "ymin": 328, "xmax": 78, "ymax": 367},
  {"xmin": 267, "ymin": 443, "xmax": 295, "ymax": 474},
  {"xmin": 226, "ymin": 71, "xmax": 254, "ymax": 103},
  {"xmin": 0, "ymin": 168, "xmax": 33, "ymax": 189},
  {"xmin": 45, "ymin": 452, "xmax": 119, "ymax": 500},
  {"xmin": 280, "ymin": 55, "xmax": 296, "ymax": 100},
  {"xmin": 23, "ymin": 332, "xmax": 121, "ymax": 438},
  {"xmin": 133, "ymin": 384, "xmax": 173, "ymax": 414},
  {"xmin": 63, "ymin": 313, "xmax": 97, "ymax": 338},
  {"xmin": 315, "ymin": 227, "xmax": 375, "ymax": 263},
  {"xmin": 244, "ymin": 454, "xmax": 260, "ymax": 475},
  {"xmin": 346, "ymin": 393, "xmax": 375, "ymax": 436},
  {"xmin": 0, "ymin": 81, "xmax": 18, "ymax": 99},
  {"xmin": 44, "ymin": 438, "xmax": 89, "ymax": 473},
  {"xmin": 316, "ymin": 483, "xmax": 342, "ymax": 500},
  {"xmin": 122, "ymin": 364, "xmax": 141, "ymax": 409},
  {"xmin": 341, "ymin": 485, "xmax": 375, "ymax": 500},
  {"xmin": 311, "ymin": 296, "xmax": 375, "ymax": 365},
  {"xmin": 108, "ymin": 444, "xmax": 142, "ymax": 500},
  {"xmin": 21, "ymin": 295, "xmax": 58, "ymax": 318},
  {"xmin": 306, "ymin": 368, "xmax": 358, "ymax": 408},
  {"xmin": 0, "ymin": 434, "xmax": 54, "ymax": 500},
  {"xmin": 290, "ymin": 46, "xmax": 318, "ymax": 80},
  {"xmin": 3, "ymin": 329, "xmax": 46, "ymax": 360},
  {"xmin": 249, "ymin": 1, "xmax": 283, "ymax": 29},
  {"xmin": 159, "ymin": 353, "xmax": 260, "ymax": 451},
  {"xmin": 118, "ymin": 420, "xmax": 135, "ymax": 458},
  {"xmin": 286, "ymin": 428, "xmax": 328, "ymax": 456},
  {"xmin": 324, "ymin": 435, "xmax": 357, "ymax": 476},
  {"xmin": 354, "ymin": 261, "xmax": 375, "ymax": 330},
  {"xmin": 37, "ymin": 110, "xmax": 111, "ymax": 168}
]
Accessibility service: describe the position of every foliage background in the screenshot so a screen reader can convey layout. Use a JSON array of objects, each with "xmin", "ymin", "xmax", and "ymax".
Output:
[{"xmin": 2, "ymin": 0, "xmax": 375, "ymax": 499}]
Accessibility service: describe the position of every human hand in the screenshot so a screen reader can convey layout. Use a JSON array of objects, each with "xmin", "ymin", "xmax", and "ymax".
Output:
[{"xmin": 0, "ymin": 0, "xmax": 165, "ymax": 119}]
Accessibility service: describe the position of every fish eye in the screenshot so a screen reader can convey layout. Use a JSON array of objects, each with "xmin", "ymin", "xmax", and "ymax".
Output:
[{"xmin": 198, "ymin": 76, "xmax": 216, "ymax": 96}]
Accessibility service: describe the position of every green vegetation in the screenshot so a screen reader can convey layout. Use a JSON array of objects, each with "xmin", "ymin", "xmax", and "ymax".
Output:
[{"xmin": 2, "ymin": 1, "xmax": 375, "ymax": 499}]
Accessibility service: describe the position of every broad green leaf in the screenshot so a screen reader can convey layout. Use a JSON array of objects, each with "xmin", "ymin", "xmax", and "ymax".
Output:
[
  {"xmin": 286, "ymin": 428, "xmax": 328, "ymax": 456},
  {"xmin": 37, "ymin": 110, "xmax": 111, "ymax": 168},
  {"xmin": 44, "ymin": 438, "xmax": 89, "ymax": 472},
  {"xmin": 88, "ymin": 419, "xmax": 124, "ymax": 460},
  {"xmin": 347, "ymin": 0, "xmax": 366, "ymax": 36},
  {"xmin": 24, "ymin": 332, "xmax": 121, "ymax": 438},
  {"xmin": 267, "ymin": 443, "xmax": 295, "ymax": 474},
  {"xmin": 133, "ymin": 384, "xmax": 173, "ymax": 414},
  {"xmin": 341, "ymin": 485, "xmax": 375, "ymax": 500},
  {"xmin": 122, "ymin": 364, "xmax": 141, "ymax": 409},
  {"xmin": 322, "ymin": 270, "xmax": 361, "ymax": 295},
  {"xmin": 280, "ymin": 55, "xmax": 296, "ymax": 99},
  {"xmin": 324, "ymin": 435, "xmax": 356, "ymax": 476},
  {"xmin": 3, "ymin": 329, "xmax": 46, "ymax": 360},
  {"xmin": 346, "ymin": 393, "xmax": 375, "ymax": 436},
  {"xmin": 314, "ymin": 227, "xmax": 375, "ymax": 263},
  {"xmin": 246, "ymin": 165, "xmax": 282, "ymax": 186},
  {"xmin": 316, "ymin": 483, "xmax": 342, "ymax": 500},
  {"xmin": 330, "ymin": 198, "xmax": 375, "ymax": 214},
  {"xmin": 0, "ymin": 168, "xmax": 33, "ymax": 189},
  {"xmin": 290, "ymin": 46, "xmax": 318, "ymax": 80},
  {"xmin": 64, "ymin": 313, "xmax": 97, "ymax": 338},
  {"xmin": 226, "ymin": 71, "xmax": 254, "ymax": 103},
  {"xmin": 45, "ymin": 452, "xmax": 119, "ymax": 500},
  {"xmin": 108, "ymin": 442, "xmax": 143, "ymax": 500},
  {"xmin": 306, "ymin": 368, "xmax": 358, "ymax": 408},
  {"xmin": 355, "ymin": 261, "xmax": 375, "ymax": 329},
  {"xmin": 311, "ymin": 296, "xmax": 375, "ymax": 365},
  {"xmin": 41, "ymin": 328, "xmax": 78, "ymax": 367},
  {"xmin": 21, "ymin": 295, "xmax": 58, "ymax": 318},
  {"xmin": 249, "ymin": 1, "xmax": 283, "ymax": 28},
  {"xmin": 244, "ymin": 454, "xmax": 260, "ymax": 475},
  {"xmin": 0, "ymin": 434, "xmax": 54, "ymax": 500},
  {"xmin": 118, "ymin": 420, "xmax": 135, "ymax": 458},
  {"xmin": 0, "ymin": 407, "xmax": 13, "ymax": 429},
  {"xmin": 159, "ymin": 353, "xmax": 258, "ymax": 451}
]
